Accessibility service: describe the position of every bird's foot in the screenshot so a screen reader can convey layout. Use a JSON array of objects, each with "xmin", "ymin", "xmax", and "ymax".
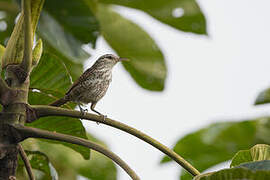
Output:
[
  {"xmin": 96, "ymin": 114, "xmax": 107, "ymax": 125},
  {"xmin": 78, "ymin": 104, "xmax": 88, "ymax": 117},
  {"xmin": 79, "ymin": 108, "xmax": 88, "ymax": 116},
  {"xmin": 101, "ymin": 114, "xmax": 107, "ymax": 121}
]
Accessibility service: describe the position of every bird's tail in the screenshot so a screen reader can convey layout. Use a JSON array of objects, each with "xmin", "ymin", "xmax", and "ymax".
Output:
[{"xmin": 50, "ymin": 97, "xmax": 69, "ymax": 107}]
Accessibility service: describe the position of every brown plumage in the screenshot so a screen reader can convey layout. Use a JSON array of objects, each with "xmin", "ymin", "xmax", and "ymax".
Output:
[{"xmin": 50, "ymin": 54, "xmax": 128, "ymax": 116}]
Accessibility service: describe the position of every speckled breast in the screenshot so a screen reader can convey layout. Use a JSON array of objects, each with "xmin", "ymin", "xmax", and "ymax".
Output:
[{"xmin": 69, "ymin": 70, "xmax": 112, "ymax": 104}]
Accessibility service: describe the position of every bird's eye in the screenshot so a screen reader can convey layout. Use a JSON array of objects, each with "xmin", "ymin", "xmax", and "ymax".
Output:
[{"xmin": 106, "ymin": 55, "xmax": 114, "ymax": 60}]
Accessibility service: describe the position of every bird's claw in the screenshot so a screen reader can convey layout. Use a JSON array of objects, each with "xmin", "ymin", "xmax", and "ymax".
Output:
[
  {"xmin": 96, "ymin": 114, "xmax": 107, "ymax": 125},
  {"xmin": 101, "ymin": 114, "xmax": 107, "ymax": 121},
  {"xmin": 79, "ymin": 107, "xmax": 88, "ymax": 118}
]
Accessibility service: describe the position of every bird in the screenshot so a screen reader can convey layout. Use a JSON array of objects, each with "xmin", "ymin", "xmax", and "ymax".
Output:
[{"xmin": 50, "ymin": 54, "xmax": 128, "ymax": 118}]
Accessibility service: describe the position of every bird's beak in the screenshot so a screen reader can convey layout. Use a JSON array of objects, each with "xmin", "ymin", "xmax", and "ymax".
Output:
[{"xmin": 119, "ymin": 57, "xmax": 129, "ymax": 62}]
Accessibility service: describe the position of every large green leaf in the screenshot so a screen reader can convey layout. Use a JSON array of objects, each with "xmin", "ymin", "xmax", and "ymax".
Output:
[
  {"xmin": 231, "ymin": 144, "xmax": 270, "ymax": 168},
  {"xmin": 161, "ymin": 119, "xmax": 263, "ymax": 180},
  {"xmin": 37, "ymin": 0, "xmax": 99, "ymax": 80},
  {"xmin": 17, "ymin": 150, "xmax": 57, "ymax": 179},
  {"xmin": 38, "ymin": 12, "xmax": 85, "ymax": 81},
  {"xmin": 29, "ymin": 51, "xmax": 75, "ymax": 108},
  {"xmin": 43, "ymin": 0, "xmax": 99, "ymax": 45},
  {"xmin": 99, "ymin": 0, "xmax": 207, "ymax": 35},
  {"xmin": 38, "ymin": 12, "xmax": 90, "ymax": 65},
  {"xmin": 194, "ymin": 165, "xmax": 270, "ymax": 180},
  {"xmin": 42, "ymin": 42, "xmax": 84, "ymax": 82},
  {"xmin": 238, "ymin": 160, "xmax": 270, "ymax": 171},
  {"xmin": 254, "ymin": 88, "xmax": 270, "ymax": 105},
  {"xmin": 30, "ymin": 52, "xmax": 72, "ymax": 97},
  {"xmin": 97, "ymin": 5, "xmax": 167, "ymax": 91},
  {"xmin": 27, "ymin": 112, "xmax": 90, "ymax": 160}
]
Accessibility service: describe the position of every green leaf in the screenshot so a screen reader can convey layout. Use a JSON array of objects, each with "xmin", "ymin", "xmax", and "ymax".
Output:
[
  {"xmin": 37, "ymin": 0, "xmax": 98, "ymax": 83},
  {"xmin": 231, "ymin": 144, "xmax": 270, "ymax": 168},
  {"xmin": 28, "ymin": 91, "xmax": 74, "ymax": 109},
  {"xmin": 161, "ymin": 120, "xmax": 260, "ymax": 180},
  {"xmin": 254, "ymin": 88, "xmax": 270, "ymax": 105},
  {"xmin": 32, "ymin": 38, "xmax": 43, "ymax": 67},
  {"xmin": 237, "ymin": 160, "xmax": 270, "ymax": 171},
  {"xmin": 77, "ymin": 133, "xmax": 117, "ymax": 180},
  {"xmin": 38, "ymin": 12, "xmax": 90, "ymax": 64},
  {"xmin": 97, "ymin": 5, "xmax": 167, "ymax": 91},
  {"xmin": 18, "ymin": 150, "xmax": 57, "ymax": 179},
  {"xmin": 30, "ymin": 52, "xmax": 72, "ymax": 97},
  {"xmin": 37, "ymin": 12, "xmax": 86, "ymax": 81},
  {"xmin": 43, "ymin": 0, "xmax": 99, "ymax": 45},
  {"xmin": 99, "ymin": 0, "xmax": 207, "ymax": 35},
  {"xmin": 29, "ymin": 51, "xmax": 75, "ymax": 108},
  {"xmin": 27, "ymin": 113, "xmax": 90, "ymax": 160},
  {"xmin": 31, "ymin": 133, "xmax": 117, "ymax": 180},
  {"xmin": 194, "ymin": 166, "xmax": 270, "ymax": 180},
  {"xmin": 43, "ymin": 43, "xmax": 84, "ymax": 83}
]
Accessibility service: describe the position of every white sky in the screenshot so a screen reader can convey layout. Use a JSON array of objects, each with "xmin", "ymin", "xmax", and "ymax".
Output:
[{"xmin": 82, "ymin": 0, "xmax": 270, "ymax": 179}]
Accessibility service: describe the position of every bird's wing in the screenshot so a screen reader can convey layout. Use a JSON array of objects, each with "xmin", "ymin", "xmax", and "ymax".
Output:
[{"xmin": 66, "ymin": 66, "xmax": 95, "ymax": 95}]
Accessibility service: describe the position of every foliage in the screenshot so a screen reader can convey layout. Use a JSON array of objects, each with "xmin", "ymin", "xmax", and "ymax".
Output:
[
  {"xmin": 161, "ymin": 118, "xmax": 270, "ymax": 179},
  {"xmin": 17, "ymin": 134, "xmax": 116, "ymax": 180},
  {"xmin": 230, "ymin": 144, "xmax": 270, "ymax": 167},
  {"xmin": 0, "ymin": 0, "xmax": 207, "ymax": 91},
  {"xmin": 194, "ymin": 144, "xmax": 270, "ymax": 180}
]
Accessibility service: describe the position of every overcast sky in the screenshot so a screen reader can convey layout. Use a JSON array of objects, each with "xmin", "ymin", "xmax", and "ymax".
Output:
[{"xmin": 81, "ymin": 0, "xmax": 270, "ymax": 179}]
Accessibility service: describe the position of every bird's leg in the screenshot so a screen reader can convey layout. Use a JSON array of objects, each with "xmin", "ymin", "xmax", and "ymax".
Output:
[
  {"xmin": 78, "ymin": 103, "xmax": 88, "ymax": 116},
  {"xmin": 91, "ymin": 102, "xmax": 107, "ymax": 122}
]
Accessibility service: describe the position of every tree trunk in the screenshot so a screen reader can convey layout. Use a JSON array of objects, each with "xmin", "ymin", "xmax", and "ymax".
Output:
[{"xmin": 0, "ymin": 124, "xmax": 19, "ymax": 179}]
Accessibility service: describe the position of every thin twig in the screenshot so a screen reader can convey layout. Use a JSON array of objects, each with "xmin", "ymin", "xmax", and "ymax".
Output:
[
  {"xmin": 31, "ymin": 105, "xmax": 200, "ymax": 176},
  {"xmin": 13, "ymin": 124, "xmax": 140, "ymax": 180},
  {"xmin": 18, "ymin": 144, "xmax": 35, "ymax": 180},
  {"xmin": 21, "ymin": 0, "xmax": 32, "ymax": 74}
]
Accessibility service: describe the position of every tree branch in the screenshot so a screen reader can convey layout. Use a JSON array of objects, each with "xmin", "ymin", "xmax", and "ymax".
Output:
[
  {"xmin": 20, "ymin": 0, "xmax": 32, "ymax": 77},
  {"xmin": 13, "ymin": 124, "xmax": 140, "ymax": 180},
  {"xmin": 31, "ymin": 105, "xmax": 200, "ymax": 176},
  {"xmin": 18, "ymin": 144, "xmax": 35, "ymax": 180}
]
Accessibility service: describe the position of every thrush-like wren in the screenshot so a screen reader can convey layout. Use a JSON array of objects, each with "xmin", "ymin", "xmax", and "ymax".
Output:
[{"xmin": 50, "ymin": 54, "xmax": 128, "ymax": 117}]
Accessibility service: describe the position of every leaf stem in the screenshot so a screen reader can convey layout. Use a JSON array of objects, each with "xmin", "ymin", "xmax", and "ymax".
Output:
[
  {"xmin": 14, "ymin": 124, "xmax": 140, "ymax": 180},
  {"xmin": 31, "ymin": 105, "xmax": 201, "ymax": 176},
  {"xmin": 18, "ymin": 144, "xmax": 35, "ymax": 180},
  {"xmin": 21, "ymin": 0, "xmax": 32, "ymax": 74}
]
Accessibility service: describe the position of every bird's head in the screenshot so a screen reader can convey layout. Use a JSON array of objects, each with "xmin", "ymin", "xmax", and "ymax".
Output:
[{"xmin": 96, "ymin": 54, "xmax": 129, "ymax": 68}]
